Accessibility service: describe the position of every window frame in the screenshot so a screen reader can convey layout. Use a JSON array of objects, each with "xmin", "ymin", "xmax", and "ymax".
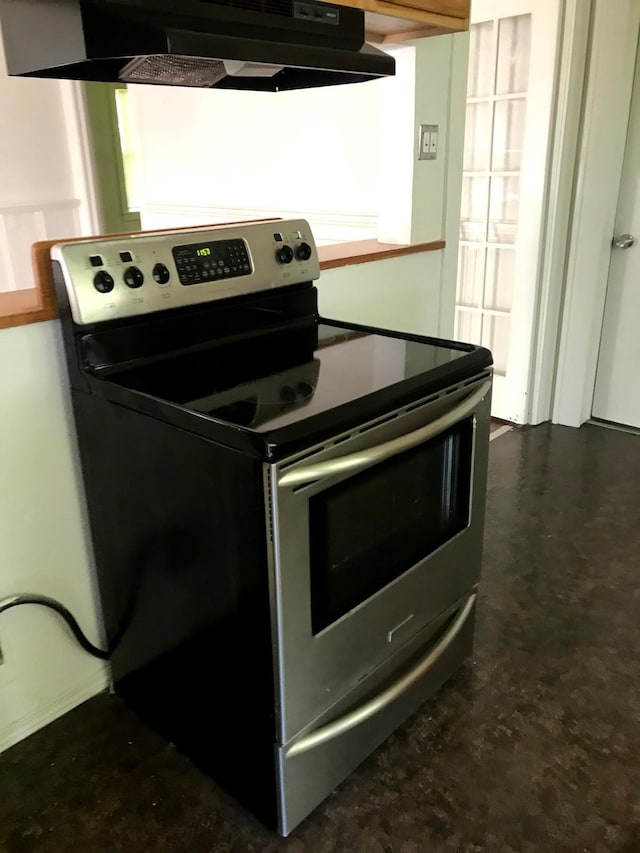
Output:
[{"xmin": 84, "ymin": 82, "xmax": 142, "ymax": 235}]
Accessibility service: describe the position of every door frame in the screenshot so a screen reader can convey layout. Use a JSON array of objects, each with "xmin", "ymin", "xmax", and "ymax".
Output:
[
  {"xmin": 465, "ymin": 0, "xmax": 640, "ymax": 426},
  {"xmin": 528, "ymin": 0, "xmax": 592, "ymax": 424},
  {"xmin": 552, "ymin": 0, "xmax": 640, "ymax": 427},
  {"xmin": 58, "ymin": 80, "xmax": 102, "ymax": 238}
]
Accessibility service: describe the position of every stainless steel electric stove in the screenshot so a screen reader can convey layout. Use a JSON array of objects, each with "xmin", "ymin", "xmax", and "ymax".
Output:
[{"xmin": 52, "ymin": 219, "xmax": 493, "ymax": 835}]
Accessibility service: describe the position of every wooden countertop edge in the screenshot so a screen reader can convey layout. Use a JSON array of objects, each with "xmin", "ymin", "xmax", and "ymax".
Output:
[
  {"xmin": 0, "ymin": 235, "xmax": 445, "ymax": 331},
  {"xmin": 318, "ymin": 238, "xmax": 445, "ymax": 270},
  {"xmin": 0, "ymin": 290, "xmax": 52, "ymax": 331}
]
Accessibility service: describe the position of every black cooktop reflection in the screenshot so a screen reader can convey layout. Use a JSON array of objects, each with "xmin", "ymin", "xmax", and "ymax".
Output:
[
  {"xmin": 180, "ymin": 325, "xmax": 471, "ymax": 432},
  {"xmin": 186, "ymin": 358, "xmax": 321, "ymax": 429}
]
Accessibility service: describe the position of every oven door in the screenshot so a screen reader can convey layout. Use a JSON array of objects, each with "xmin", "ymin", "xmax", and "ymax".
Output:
[{"xmin": 267, "ymin": 374, "xmax": 492, "ymax": 744}]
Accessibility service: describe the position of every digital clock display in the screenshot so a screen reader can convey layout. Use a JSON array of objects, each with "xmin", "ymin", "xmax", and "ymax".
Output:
[{"xmin": 172, "ymin": 238, "xmax": 252, "ymax": 286}]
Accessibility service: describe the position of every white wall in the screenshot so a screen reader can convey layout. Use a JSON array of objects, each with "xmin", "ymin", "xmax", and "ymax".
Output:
[
  {"xmin": 0, "ymin": 80, "xmax": 74, "ymax": 208},
  {"xmin": 0, "ymin": 27, "xmax": 105, "ymax": 753},
  {"xmin": 0, "ymin": 35, "xmax": 97, "ymax": 292},
  {"xmin": 321, "ymin": 32, "xmax": 468, "ymax": 338},
  {"xmin": 318, "ymin": 251, "xmax": 444, "ymax": 336},
  {"xmin": 0, "ymin": 322, "xmax": 107, "ymax": 753},
  {"xmin": 132, "ymin": 80, "xmax": 380, "ymax": 218},
  {"xmin": 131, "ymin": 33, "xmax": 469, "ymax": 336},
  {"xmin": 131, "ymin": 77, "xmax": 381, "ymax": 242},
  {"xmin": 433, "ymin": 33, "xmax": 469, "ymax": 337}
]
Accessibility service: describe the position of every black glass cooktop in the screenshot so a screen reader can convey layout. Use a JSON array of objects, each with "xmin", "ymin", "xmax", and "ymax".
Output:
[
  {"xmin": 113, "ymin": 322, "xmax": 480, "ymax": 434},
  {"xmin": 188, "ymin": 325, "xmax": 473, "ymax": 431}
]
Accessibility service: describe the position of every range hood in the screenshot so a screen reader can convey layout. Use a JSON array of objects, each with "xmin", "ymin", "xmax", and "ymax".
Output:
[{"xmin": 0, "ymin": 0, "xmax": 395, "ymax": 91}]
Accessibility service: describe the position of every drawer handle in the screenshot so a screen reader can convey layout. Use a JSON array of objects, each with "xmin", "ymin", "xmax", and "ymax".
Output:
[{"xmin": 285, "ymin": 593, "xmax": 476, "ymax": 758}]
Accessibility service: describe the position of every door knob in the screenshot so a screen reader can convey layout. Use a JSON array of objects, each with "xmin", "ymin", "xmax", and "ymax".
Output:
[{"xmin": 613, "ymin": 233, "xmax": 636, "ymax": 249}]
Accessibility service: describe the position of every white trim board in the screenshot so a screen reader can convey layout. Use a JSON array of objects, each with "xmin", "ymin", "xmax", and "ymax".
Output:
[
  {"xmin": 588, "ymin": 418, "xmax": 640, "ymax": 437},
  {"xmin": 528, "ymin": 0, "xmax": 592, "ymax": 424},
  {"xmin": 553, "ymin": 0, "xmax": 640, "ymax": 427},
  {"xmin": 140, "ymin": 204, "xmax": 379, "ymax": 245},
  {"xmin": 0, "ymin": 200, "xmax": 81, "ymax": 215},
  {"xmin": 58, "ymin": 81, "xmax": 102, "ymax": 237},
  {"xmin": 489, "ymin": 424, "xmax": 513, "ymax": 441},
  {"xmin": 0, "ymin": 200, "xmax": 83, "ymax": 292},
  {"xmin": 0, "ymin": 668, "xmax": 107, "ymax": 755}
]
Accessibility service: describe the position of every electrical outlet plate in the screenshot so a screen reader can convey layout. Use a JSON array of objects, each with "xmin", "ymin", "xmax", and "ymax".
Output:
[{"xmin": 418, "ymin": 124, "xmax": 438, "ymax": 161}]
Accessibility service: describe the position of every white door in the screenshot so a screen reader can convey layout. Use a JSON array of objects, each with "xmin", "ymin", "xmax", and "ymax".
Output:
[
  {"xmin": 592, "ymin": 43, "xmax": 640, "ymax": 429},
  {"xmin": 456, "ymin": 0, "xmax": 560, "ymax": 422}
]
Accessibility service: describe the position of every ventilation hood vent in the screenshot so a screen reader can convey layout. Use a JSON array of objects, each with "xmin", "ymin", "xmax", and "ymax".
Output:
[{"xmin": 0, "ymin": 0, "xmax": 395, "ymax": 91}]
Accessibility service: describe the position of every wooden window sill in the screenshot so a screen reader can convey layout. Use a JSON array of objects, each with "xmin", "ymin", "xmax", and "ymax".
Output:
[
  {"xmin": 0, "ymin": 235, "xmax": 445, "ymax": 331},
  {"xmin": 318, "ymin": 238, "xmax": 445, "ymax": 270},
  {"xmin": 0, "ymin": 289, "xmax": 54, "ymax": 331}
]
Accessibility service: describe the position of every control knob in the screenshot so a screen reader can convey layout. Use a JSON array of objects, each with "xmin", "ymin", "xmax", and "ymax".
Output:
[
  {"xmin": 296, "ymin": 242, "xmax": 312, "ymax": 262},
  {"xmin": 153, "ymin": 263, "xmax": 171, "ymax": 285},
  {"xmin": 124, "ymin": 266, "xmax": 144, "ymax": 289},
  {"xmin": 276, "ymin": 245, "xmax": 294, "ymax": 265},
  {"xmin": 93, "ymin": 270, "xmax": 114, "ymax": 293}
]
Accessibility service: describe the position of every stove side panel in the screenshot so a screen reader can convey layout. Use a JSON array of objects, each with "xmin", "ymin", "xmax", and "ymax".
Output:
[{"xmin": 72, "ymin": 390, "xmax": 279, "ymax": 829}]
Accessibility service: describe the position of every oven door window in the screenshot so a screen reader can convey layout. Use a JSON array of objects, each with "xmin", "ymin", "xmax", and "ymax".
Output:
[{"xmin": 309, "ymin": 418, "xmax": 474, "ymax": 634}]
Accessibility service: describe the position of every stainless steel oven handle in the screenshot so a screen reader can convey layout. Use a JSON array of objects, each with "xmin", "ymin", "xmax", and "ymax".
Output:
[
  {"xmin": 285, "ymin": 593, "xmax": 476, "ymax": 759},
  {"xmin": 279, "ymin": 379, "xmax": 491, "ymax": 488}
]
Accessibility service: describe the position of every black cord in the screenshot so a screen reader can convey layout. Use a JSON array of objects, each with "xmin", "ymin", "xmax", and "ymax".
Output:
[{"xmin": 0, "ymin": 594, "xmax": 110, "ymax": 660}]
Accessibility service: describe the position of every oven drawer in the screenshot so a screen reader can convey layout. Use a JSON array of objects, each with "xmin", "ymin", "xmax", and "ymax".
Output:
[{"xmin": 275, "ymin": 592, "xmax": 477, "ymax": 836}]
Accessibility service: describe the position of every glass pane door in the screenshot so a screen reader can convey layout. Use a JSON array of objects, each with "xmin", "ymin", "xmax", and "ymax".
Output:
[
  {"xmin": 455, "ymin": 0, "xmax": 562, "ymax": 424},
  {"xmin": 456, "ymin": 13, "xmax": 532, "ymax": 407},
  {"xmin": 308, "ymin": 419, "xmax": 474, "ymax": 634}
]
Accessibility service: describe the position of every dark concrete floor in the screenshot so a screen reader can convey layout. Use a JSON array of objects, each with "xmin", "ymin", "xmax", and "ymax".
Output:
[{"xmin": 2, "ymin": 423, "xmax": 640, "ymax": 852}]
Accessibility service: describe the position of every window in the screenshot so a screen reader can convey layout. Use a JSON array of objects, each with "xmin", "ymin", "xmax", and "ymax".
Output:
[{"xmin": 84, "ymin": 83, "xmax": 142, "ymax": 234}]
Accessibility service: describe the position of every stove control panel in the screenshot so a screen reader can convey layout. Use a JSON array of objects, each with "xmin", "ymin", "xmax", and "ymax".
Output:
[{"xmin": 51, "ymin": 219, "xmax": 319, "ymax": 326}]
